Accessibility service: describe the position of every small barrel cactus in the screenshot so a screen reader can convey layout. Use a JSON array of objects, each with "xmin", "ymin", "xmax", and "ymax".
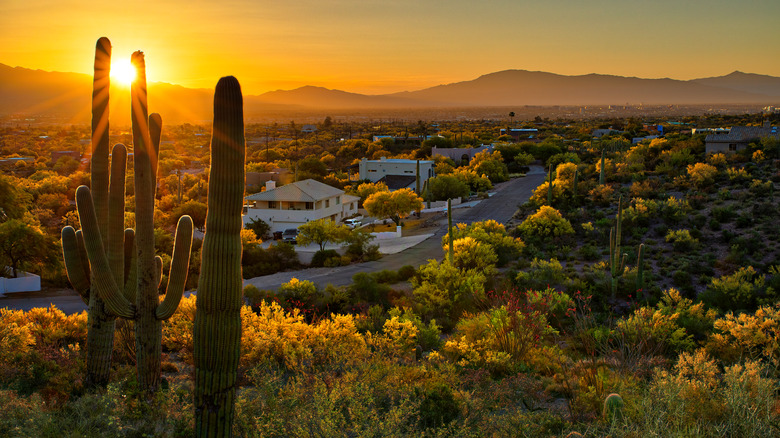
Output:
[{"xmin": 603, "ymin": 393, "xmax": 625, "ymax": 423}]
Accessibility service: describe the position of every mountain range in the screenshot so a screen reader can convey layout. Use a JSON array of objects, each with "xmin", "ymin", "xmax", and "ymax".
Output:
[{"xmin": 1, "ymin": 63, "xmax": 779, "ymax": 124}]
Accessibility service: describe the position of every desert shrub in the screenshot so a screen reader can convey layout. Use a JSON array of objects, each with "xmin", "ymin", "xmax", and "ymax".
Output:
[
  {"xmin": 656, "ymin": 288, "xmax": 717, "ymax": 343},
  {"xmin": 639, "ymin": 352, "xmax": 777, "ymax": 437},
  {"xmin": 515, "ymin": 258, "xmax": 567, "ymax": 291},
  {"xmin": 530, "ymin": 180, "xmax": 566, "ymax": 206},
  {"xmin": 623, "ymin": 198, "xmax": 660, "ymax": 227},
  {"xmin": 726, "ymin": 167, "xmax": 750, "ymax": 182},
  {"xmin": 242, "ymin": 242, "xmax": 300, "ymax": 278},
  {"xmin": 660, "ymin": 196, "xmax": 691, "ymax": 223},
  {"xmin": 278, "ymin": 277, "xmax": 320, "ymax": 309},
  {"xmin": 706, "ymin": 305, "xmax": 780, "ymax": 367},
  {"xmin": 443, "ymin": 220, "xmax": 524, "ymax": 266},
  {"xmin": 241, "ymin": 301, "xmax": 367, "ymax": 372},
  {"xmin": 700, "ymin": 266, "xmax": 775, "ymax": 312},
  {"xmin": 372, "ymin": 269, "xmax": 399, "ymax": 284},
  {"xmin": 343, "ymin": 228, "xmax": 378, "ymax": 261},
  {"xmin": 629, "ymin": 180, "xmax": 657, "ymax": 199},
  {"xmin": 711, "ymin": 205, "xmax": 736, "ymax": 223},
  {"xmin": 446, "ymin": 236, "xmax": 498, "ymax": 275},
  {"xmin": 411, "ymin": 260, "xmax": 486, "ymax": 329},
  {"xmin": 413, "ymin": 382, "xmax": 460, "ymax": 430},
  {"xmin": 749, "ymin": 179, "xmax": 773, "ymax": 196},
  {"xmin": 665, "ymin": 229, "xmax": 699, "ymax": 252},
  {"xmin": 397, "ymin": 265, "xmax": 417, "ymax": 281},
  {"xmin": 686, "ymin": 162, "xmax": 718, "ymax": 187},
  {"xmin": 707, "ymin": 152, "xmax": 727, "ymax": 167},
  {"xmin": 518, "ymin": 206, "xmax": 574, "ymax": 239},
  {"xmin": 349, "ymin": 272, "xmax": 392, "ymax": 305},
  {"xmin": 588, "ymin": 184, "xmax": 615, "ymax": 205},
  {"xmin": 245, "ymin": 216, "xmax": 271, "ymax": 240},
  {"xmin": 310, "ymin": 249, "xmax": 340, "ymax": 267},
  {"xmin": 366, "ymin": 315, "xmax": 419, "ymax": 359}
]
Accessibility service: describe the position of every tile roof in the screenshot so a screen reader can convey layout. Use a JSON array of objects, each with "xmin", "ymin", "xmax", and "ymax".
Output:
[
  {"xmin": 705, "ymin": 126, "xmax": 779, "ymax": 143},
  {"xmin": 245, "ymin": 179, "xmax": 343, "ymax": 202}
]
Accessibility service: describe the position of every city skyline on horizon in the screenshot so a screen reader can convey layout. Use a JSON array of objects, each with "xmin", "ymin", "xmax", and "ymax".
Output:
[{"xmin": 3, "ymin": 0, "xmax": 780, "ymax": 95}]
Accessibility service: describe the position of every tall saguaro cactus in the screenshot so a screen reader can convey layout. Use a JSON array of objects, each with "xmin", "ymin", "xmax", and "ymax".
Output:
[
  {"xmin": 62, "ymin": 41, "xmax": 193, "ymax": 392},
  {"xmin": 194, "ymin": 76, "xmax": 246, "ymax": 437},
  {"xmin": 60, "ymin": 37, "xmax": 116, "ymax": 387},
  {"xmin": 609, "ymin": 196, "xmax": 625, "ymax": 300}
]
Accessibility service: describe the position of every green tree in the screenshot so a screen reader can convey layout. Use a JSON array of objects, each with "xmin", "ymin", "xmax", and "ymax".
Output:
[
  {"xmin": 171, "ymin": 200, "xmax": 207, "ymax": 231},
  {"xmin": 296, "ymin": 155, "xmax": 328, "ymax": 181},
  {"xmin": 428, "ymin": 174, "xmax": 469, "ymax": 201},
  {"xmin": 297, "ymin": 218, "xmax": 350, "ymax": 251},
  {"xmin": 364, "ymin": 188, "xmax": 423, "ymax": 226},
  {"xmin": 469, "ymin": 150, "xmax": 509, "ymax": 183},
  {"xmin": 0, "ymin": 219, "xmax": 58, "ymax": 278},
  {"xmin": 245, "ymin": 217, "xmax": 271, "ymax": 240},
  {"xmin": 349, "ymin": 181, "xmax": 389, "ymax": 205}
]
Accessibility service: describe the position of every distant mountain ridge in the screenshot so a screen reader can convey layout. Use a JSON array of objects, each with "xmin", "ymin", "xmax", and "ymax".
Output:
[{"xmin": 1, "ymin": 63, "xmax": 778, "ymax": 123}]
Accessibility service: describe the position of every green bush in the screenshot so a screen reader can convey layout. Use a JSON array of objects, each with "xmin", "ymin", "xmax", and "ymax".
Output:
[
  {"xmin": 310, "ymin": 249, "xmax": 340, "ymax": 267},
  {"xmin": 518, "ymin": 206, "xmax": 575, "ymax": 239},
  {"xmin": 700, "ymin": 266, "xmax": 775, "ymax": 311},
  {"xmin": 665, "ymin": 229, "xmax": 699, "ymax": 252},
  {"xmin": 397, "ymin": 265, "xmax": 417, "ymax": 281}
]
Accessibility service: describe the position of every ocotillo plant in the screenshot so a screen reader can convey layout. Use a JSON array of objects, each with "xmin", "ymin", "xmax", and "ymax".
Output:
[
  {"xmin": 60, "ymin": 37, "xmax": 117, "ymax": 387},
  {"xmin": 447, "ymin": 198, "xmax": 454, "ymax": 264},
  {"xmin": 609, "ymin": 196, "xmax": 625, "ymax": 300},
  {"xmin": 194, "ymin": 76, "xmax": 245, "ymax": 437},
  {"xmin": 66, "ymin": 47, "xmax": 194, "ymax": 393}
]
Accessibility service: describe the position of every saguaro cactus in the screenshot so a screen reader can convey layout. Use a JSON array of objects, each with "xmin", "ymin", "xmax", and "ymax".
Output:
[
  {"xmin": 194, "ymin": 76, "xmax": 246, "ymax": 437},
  {"xmin": 572, "ymin": 167, "xmax": 579, "ymax": 198},
  {"xmin": 63, "ymin": 43, "xmax": 193, "ymax": 392},
  {"xmin": 60, "ymin": 37, "xmax": 116, "ymax": 387},
  {"xmin": 609, "ymin": 196, "xmax": 625, "ymax": 300}
]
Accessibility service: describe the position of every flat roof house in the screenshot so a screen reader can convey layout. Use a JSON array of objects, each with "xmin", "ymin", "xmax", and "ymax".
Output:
[
  {"xmin": 358, "ymin": 157, "xmax": 434, "ymax": 191},
  {"xmin": 705, "ymin": 123, "xmax": 779, "ymax": 154},
  {"xmin": 243, "ymin": 179, "xmax": 359, "ymax": 233}
]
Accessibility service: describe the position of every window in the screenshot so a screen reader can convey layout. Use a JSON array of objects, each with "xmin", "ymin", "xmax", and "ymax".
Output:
[
  {"xmin": 325, "ymin": 199, "xmax": 330, "ymax": 208},
  {"xmin": 268, "ymin": 201, "xmax": 277, "ymax": 209},
  {"xmin": 305, "ymin": 202, "xmax": 314, "ymax": 210},
  {"xmin": 335, "ymin": 196, "xmax": 340, "ymax": 205},
  {"xmin": 729, "ymin": 144, "xmax": 737, "ymax": 151}
]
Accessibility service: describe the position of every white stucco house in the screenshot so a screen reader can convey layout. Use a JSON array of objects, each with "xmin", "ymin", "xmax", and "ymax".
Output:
[
  {"xmin": 243, "ymin": 179, "xmax": 360, "ymax": 233},
  {"xmin": 358, "ymin": 157, "xmax": 434, "ymax": 190}
]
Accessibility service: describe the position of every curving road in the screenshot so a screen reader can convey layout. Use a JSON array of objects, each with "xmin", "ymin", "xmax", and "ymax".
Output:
[{"xmin": 0, "ymin": 167, "xmax": 545, "ymax": 313}]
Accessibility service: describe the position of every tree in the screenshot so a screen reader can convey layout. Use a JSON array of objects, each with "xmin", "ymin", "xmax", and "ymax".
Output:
[
  {"xmin": 427, "ymin": 174, "xmax": 469, "ymax": 201},
  {"xmin": 171, "ymin": 200, "xmax": 207, "ymax": 231},
  {"xmin": 0, "ymin": 219, "xmax": 58, "ymax": 278},
  {"xmin": 364, "ymin": 188, "xmax": 423, "ymax": 226},
  {"xmin": 297, "ymin": 218, "xmax": 350, "ymax": 251},
  {"xmin": 349, "ymin": 181, "xmax": 389, "ymax": 206},
  {"xmin": 245, "ymin": 216, "xmax": 271, "ymax": 240},
  {"xmin": 297, "ymin": 155, "xmax": 328, "ymax": 181},
  {"xmin": 469, "ymin": 150, "xmax": 508, "ymax": 183}
]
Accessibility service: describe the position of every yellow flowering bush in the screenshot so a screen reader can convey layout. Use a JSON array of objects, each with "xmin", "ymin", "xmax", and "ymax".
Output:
[
  {"xmin": 0, "ymin": 305, "xmax": 87, "ymax": 348},
  {"xmin": 686, "ymin": 162, "xmax": 718, "ymax": 187},
  {"xmin": 727, "ymin": 167, "xmax": 750, "ymax": 182},
  {"xmin": 366, "ymin": 316, "xmax": 419, "ymax": 359},
  {"xmin": 706, "ymin": 305, "xmax": 780, "ymax": 367},
  {"xmin": 588, "ymin": 184, "xmax": 615, "ymax": 205},
  {"xmin": 241, "ymin": 300, "xmax": 367, "ymax": 371},
  {"xmin": 518, "ymin": 206, "xmax": 574, "ymax": 238},
  {"xmin": 707, "ymin": 152, "xmax": 727, "ymax": 167}
]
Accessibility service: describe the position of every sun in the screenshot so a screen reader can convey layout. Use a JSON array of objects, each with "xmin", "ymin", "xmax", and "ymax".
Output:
[{"xmin": 111, "ymin": 59, "xmax": 137, "ymax": 86}]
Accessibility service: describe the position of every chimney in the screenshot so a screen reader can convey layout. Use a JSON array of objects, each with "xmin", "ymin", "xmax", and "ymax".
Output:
[{"xmin": 265, "ymin": 180, "xmax": 276, "ymax": 191}]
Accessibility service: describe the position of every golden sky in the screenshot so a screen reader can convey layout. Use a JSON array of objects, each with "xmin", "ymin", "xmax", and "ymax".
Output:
[{"xmin": 2, "ymin": 0, "xmax": 779, "ymax": 95}]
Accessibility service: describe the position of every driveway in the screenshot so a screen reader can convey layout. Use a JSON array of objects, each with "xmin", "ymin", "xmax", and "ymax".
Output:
[{"xmin": 0, "ymin": 167, "xmax": 546, "ymax": 313}]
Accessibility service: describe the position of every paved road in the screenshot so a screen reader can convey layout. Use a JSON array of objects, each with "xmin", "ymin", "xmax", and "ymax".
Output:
[
  {"xmin": 0, "ymin": 167, "xmax": 545, "ymax": 313},
  {"xmin": 242, "ymin": 166, "xmax": 546, "ymax": 291}
]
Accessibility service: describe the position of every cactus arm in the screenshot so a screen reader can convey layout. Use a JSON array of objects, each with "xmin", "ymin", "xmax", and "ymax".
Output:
[
  {"xmin": 108, "ymin": 143, "xmax": 127, "ymax": 291},
  {"xmin": 75, "ymin": 229, "xmax": 91, "ymax": 282},
  {"xmin": 91, "ymin": 37, "xmax": 111, "ymax": 239},
  {"xmin": 156, "ymin": 215, "xmax": 194, "ymax": 320},
  {"xmin": 62, "ymin": 226, "xmax": 90, "ymax": 304},
  {"xmin": 154, "ymin": 256, "xmax": 163, "ymax": 288},
  {"xmin": 194, "ymin": 76, "xmax": 245, "ymax": 437},
  {"xmin": 75, "ymin": 185, "xmax": 136, "ymax": 319},
  {"xmin": 636, "ymin": 243, "xmax": 645, "ymax": 294}
]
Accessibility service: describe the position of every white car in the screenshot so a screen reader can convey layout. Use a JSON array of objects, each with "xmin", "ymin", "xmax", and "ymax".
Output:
[{"xmin": 344, "ymin": 218, "xmax": 362, "ymax": 228}]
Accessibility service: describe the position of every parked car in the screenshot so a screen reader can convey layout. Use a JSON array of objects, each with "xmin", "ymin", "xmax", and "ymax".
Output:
[
  {"xmin": 282, "ymin": 228, "xmax": 299, "ymax": 244},
  {"xmin": 344, "ymin": 218, "xmax": 362, "ymax": 228}
]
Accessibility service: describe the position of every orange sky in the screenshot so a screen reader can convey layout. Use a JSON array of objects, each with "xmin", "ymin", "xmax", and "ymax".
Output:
[{"xmin": 2, "ymin": 0, "xmax": 779, "ymax": 95}]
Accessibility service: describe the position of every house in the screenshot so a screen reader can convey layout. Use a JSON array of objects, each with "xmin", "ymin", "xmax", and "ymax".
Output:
[
  {"xmin": 243, "ymin": 179, "xmax": 359, "ymax": 233},
  {"xmin": 358, "ymin": 157, "xmax": 434, "ymax": 190},
  {"xmin": 705, "ymin": 123, "xmax": 779, "ymax": 154},
  {"xmin": 499, "ymin": 128, "xmax": 539, "ymax": 142},
  {"xmin": 432, "ymin": 145, "xmax": 494, "ymax": 164}
]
